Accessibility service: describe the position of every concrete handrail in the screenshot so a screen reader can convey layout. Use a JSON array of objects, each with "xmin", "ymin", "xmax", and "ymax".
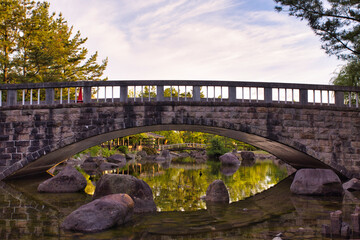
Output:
[
  {"xmin": 159, "ymin": 143, "xmax": 207, "ymax": 150},
  {"xmin": 1, "ymin": 80, "xmax": 359, "ymax": 108}
]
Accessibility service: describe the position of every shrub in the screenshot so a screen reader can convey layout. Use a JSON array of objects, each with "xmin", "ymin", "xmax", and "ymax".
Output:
[
  {"xmin": 116, "ymin": 145, "xmax": 128, "ymax": 154},
  {"xmin": 142, "ymin": 146, "xmax": 158, "ymax": 155},
  {"xmin": 207, "ymin": 136, "xmax": 231, "ymax": 159}
]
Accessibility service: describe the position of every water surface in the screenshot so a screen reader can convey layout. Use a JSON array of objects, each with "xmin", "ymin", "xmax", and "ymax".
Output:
[{"xmin": 1, "ymin": 160, "xmax": 357, "ymax": 239}]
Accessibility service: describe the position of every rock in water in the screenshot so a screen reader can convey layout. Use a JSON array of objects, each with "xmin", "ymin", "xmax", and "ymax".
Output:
[
  {"xmin": 61, "ymin": 194, "xmax": 134, "ymax": 232},
  {"xmin": 219, "ymin": 153, "xmax": 240, "ymax": 166},
  {"xmin": 343, "ymin": 178, "xmax": 360, "ymax": 191},
  {"xmin": 93, "ymin": 174, "xmax": 156, "ymax": 213},
  {"xmin": 205, "ymin": 180, "xmax": 230, "ymax": 203},
  {"xmin": 160, "ymin": 150, "xmax": 171, "ymax": 160},
  {"xmin": 240, "ymin": 151, "xmax": 255, "ymax": 161},
  {"xmin": 290, "ymin": 169, "xmax": 343, "ymax": 196},
  {"xmin": 99, "ymin": 162, "xmax": 121, "ymax": 172},
  {"xmin": 107, "ymin": 154, "xmax": 126, "ymax": 165},
  {"xmin": 80, "ymin": 157, "xmax": 104, "ymax": 175},
  {"xmin": 240, "ymin": 151, "xmax": 256, "ymax": 166},
  {"xmin": 38, "ymin": 165, "xmax": 87, "ymax": 193}
]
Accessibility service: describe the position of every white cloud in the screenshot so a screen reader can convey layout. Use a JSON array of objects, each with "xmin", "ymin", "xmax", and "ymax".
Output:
[{"xmin": 49, "ymin": 0, "xmax": 343, "ymax": 84}]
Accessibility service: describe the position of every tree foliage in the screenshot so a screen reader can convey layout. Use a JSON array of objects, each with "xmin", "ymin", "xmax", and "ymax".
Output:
[
  {"xmin": 274, "ymin": 0, "xmax": 360, "ymax": 60},
  {"xmin": 0, "ymin": 0, "xmax": 107, "ymax": 84},
  {"xmin": 207, "ymin": 136, "xmax": 231, "ymax": 159},
  {"xmin": 332, "ymin": 58, "xmax": 360, "ymax": 86}
]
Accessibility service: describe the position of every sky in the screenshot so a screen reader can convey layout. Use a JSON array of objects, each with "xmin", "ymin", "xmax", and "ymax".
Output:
[{"xmin": 49, "ymin": 0, "xmax": 344, "ymax": 85}]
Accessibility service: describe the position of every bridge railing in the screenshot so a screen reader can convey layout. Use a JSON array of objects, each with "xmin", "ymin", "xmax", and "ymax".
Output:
[
  {"xmin": 159, "ymin": 143, "xmax": 207, "ymax": 150},
  {"xmin": 0, "ymin": 80, "xmax": 360, "ymax": 108}
]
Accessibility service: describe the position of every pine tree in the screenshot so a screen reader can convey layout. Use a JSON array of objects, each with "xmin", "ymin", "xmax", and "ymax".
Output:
[
  {"xmin": 0, "ymin": 0, "xmax": 107, "ymax": 84},
  {"xmin": 274, "ymin": 0, "xmax": 360, "ymax": 60}
]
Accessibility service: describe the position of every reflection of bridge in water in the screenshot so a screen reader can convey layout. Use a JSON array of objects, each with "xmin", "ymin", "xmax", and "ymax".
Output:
[
  {"xmin": 1, "ymin": 80, "xmax": 360, "ymax": 180},
  {"xmin": 1, "ymin": 175, "xmax": 356, "ymax": 239},
  {"xmin": 159, "ymin": 143, "xmax": 207, "ymax": 151}
]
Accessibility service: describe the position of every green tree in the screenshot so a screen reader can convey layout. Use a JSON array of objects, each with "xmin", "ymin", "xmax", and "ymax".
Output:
[
  {"xmin": 332, "ymin": 58, "xmax": 360, "ymax": 103},
  {"xmin": 0, "ymin": 0, "xmax": 107, "ymax": 84},
  {"xmin": 207, "ymin": 136, "xmax": 231, "ymax": 159},
  {"xmin": 332, "ymin": 59, "xmax": 360, "ymax": 86},
  {"xmin": 274, "ymin": 0, "xmax": 360, "ymax": 60}
]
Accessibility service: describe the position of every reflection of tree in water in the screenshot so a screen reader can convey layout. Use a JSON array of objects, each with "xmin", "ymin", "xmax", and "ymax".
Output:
[{"xmin": 140, "ymin": 160, "xmax": 288, "ymax": 212}]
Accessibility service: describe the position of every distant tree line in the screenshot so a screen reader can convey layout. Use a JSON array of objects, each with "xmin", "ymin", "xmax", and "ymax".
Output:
[{"xmin": 0, "ymin": 0, "xmax": 107, "ymax": 84}]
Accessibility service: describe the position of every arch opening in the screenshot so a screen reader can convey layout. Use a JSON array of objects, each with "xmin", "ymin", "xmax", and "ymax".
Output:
[{"xmin": 7, "ymin": 124, "xmax": 334, "ymax": 179}]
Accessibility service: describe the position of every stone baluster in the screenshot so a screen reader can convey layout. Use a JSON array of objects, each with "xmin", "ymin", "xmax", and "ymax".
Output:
[
  {"xmin": 300, "ymin": 89, "xmax": 308, "ymax": 105},
  {"xmin": 83, "ymin": 86, "xmax": 92, "ymax": 103},
  {"xmin": 156, "ymin": 85, "xmax": 164, "ymax": 101},
  {"xmin": 193, "ymin": 86, "xmax": 201, "ymax": 101},
  {"xmin": 120, "ymin": 86, "xmax": 128, "ymax": 103},
  {"xmin": 335, "ymin": 91, "xmax": 345, "ymax": 107},
  {"xmin": 7, "ymin": 90, "xmax": 17, "ymax": 106}
]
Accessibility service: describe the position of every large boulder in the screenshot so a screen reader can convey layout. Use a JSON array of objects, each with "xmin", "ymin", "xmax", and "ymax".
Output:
[
  {"xmin": 290, "ymin": 169, "xmax": 343, "ymax": 196},
  {"xmin": 219, "ymin": 153, "xmax": 240, "ymax": 166},
  {"xmin": 342, "ymin": 178, "xmax": 360, "ymax": 192},
  {"xmin": 205, "ymin": 180, "xmax": 230, "ymax": 203},
  {"xmin": 93, "ymin": 174, "xmax": 156, "ymax": 213},
  {"xmin": 61, "ymin": 194, "xmax": 134, "ymax": 232},
  {"xmin": 38, "ymin": 165, "xmax": 87, "ymax": 193}
]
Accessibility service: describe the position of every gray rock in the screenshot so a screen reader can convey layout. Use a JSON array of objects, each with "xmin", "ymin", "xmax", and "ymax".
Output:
[
  {"xmin": 61, "ymin": 194, "xmax": 134, "ymax": 232},
  {"xmin": 38, "ymin": 166, "xmax": 87, "ymax": 193},
  {"xmin": 93, "ymin": 174, "xmax": 156, "ymax": 213},
  {"xmin": 330, "ymin": 210, "xmax": 342, "ymax": 235},
  {"xmin": 205, "ymin": 180, "xmax": 229, "ymax": 203},
  {"xmin": 240, "ymin": 151, "xmax": 255, "ymax": 161},
  {"xmin": 136, "ymin": 151, "xmax": 147, "ymax": 158},
  {"xmin": 219, "ymin": 153, "xmax": 240, "ymax": 166},
  {"xmin": 240, "ymin": 151, "xmax": 256, "ymax": 166},
  {"xmin": 341, "ymin": 222, "xmax": 350, "ymax": 237},
  {"xmin": 321, "ymin": 224, "xmax": 330, "ymax": 236},
  {"xmin": 125, "ymin": 153, "xmax": 136, "ymax": 160},
  {"xmin": 343, "ymin": 178, "xmax": 360, "ymax": 191},
  {"xmin": 99, "ymin": 162, "xmax": 121, "ymax": 172},
  {"xmin": 160, "ymin": 150, "xmax": 171, "ymax": 160},
  {"xmin": 179, "ymin": 152, "xmax": 190, "ymax": 158},
  {"xmin": 290, "ymin": 169, "xmax": 343, "ymax": 196},
  {"xmin": 155, "ymin": 156, "xmax": 166, "ymax": 161},
  {"xmin": 107, "ymin": 154, "xmax": 126, "ymax": 165},
  {"xmin": 80, "ymin": 157, "xmax": 105, "ymax": 175}
]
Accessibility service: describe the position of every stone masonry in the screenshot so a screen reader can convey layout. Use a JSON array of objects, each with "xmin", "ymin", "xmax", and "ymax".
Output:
[{"xmin": 1, "ymin": 101, "xmax": 360, "ymax": 180}]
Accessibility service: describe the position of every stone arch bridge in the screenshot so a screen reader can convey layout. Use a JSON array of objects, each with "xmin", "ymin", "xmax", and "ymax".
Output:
[{"xmin": 1, "ymin": 80, "xmax": 360, "ymax": 180}]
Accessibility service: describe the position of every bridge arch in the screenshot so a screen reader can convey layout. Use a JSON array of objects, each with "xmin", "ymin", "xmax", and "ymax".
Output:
[{"xmin": 8, "ymin": 123, "xmax": 331, "ymax": 179}]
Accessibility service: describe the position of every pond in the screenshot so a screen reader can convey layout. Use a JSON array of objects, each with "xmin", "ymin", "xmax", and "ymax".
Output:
[{"xmin": 1, "ymin": 159, "xmax": 358, "ymax": 239}]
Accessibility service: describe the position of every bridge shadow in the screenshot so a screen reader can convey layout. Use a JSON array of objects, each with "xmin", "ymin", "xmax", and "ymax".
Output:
[{"xmin": 8, "ymin": 124, "xmax": 334, "ymax": 179}]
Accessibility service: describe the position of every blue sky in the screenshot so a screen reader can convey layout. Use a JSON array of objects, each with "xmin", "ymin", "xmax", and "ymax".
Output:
[{"xmin": 49, "ymin": 0, "xmax": 343, "ymax": 84}]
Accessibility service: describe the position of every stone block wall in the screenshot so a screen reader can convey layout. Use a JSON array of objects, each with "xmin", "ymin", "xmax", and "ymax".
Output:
[{"xmin": 1, "ymin": 101, "xmax": 360, "ymax": 180}]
